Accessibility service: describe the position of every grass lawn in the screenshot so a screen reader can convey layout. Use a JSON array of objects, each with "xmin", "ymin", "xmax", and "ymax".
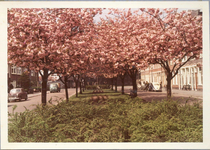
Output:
[{"xmin": 8, "ymin": 89, "xmax": 202, "ymax": 142}]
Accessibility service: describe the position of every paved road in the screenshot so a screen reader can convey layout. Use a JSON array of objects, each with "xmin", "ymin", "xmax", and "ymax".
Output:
[
  {"xmin": 8, "ymin": 88, "xmax": 76, "ymax": 114},
  {"xmin": 8, "ymin": 86, "xmax": 203, "ymax": 114}
]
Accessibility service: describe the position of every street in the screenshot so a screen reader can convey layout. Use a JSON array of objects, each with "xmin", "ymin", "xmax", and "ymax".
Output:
[
  {"xmin": 8, "ymin": 88, "xmax": 76, "ymax": 114},
  {"xmin": 8, "ymin": 86, "xmax": 203, "ymax": 114}
]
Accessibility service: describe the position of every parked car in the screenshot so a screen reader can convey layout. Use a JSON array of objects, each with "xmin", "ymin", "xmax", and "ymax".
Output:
[
  {"xmin": 50, "ymin": 83, "xmax": 61, "ymax": 93},
  {"xmin": 8, "ymin": 88, "xmax": 28, "ymax": 102},
  {"xmin": 149, "ymin": 82, "xmax": 162, "ymax": 92},
  {"xmin": 182, "ymin": 84, "xmax": 191, "ymax": 90},
  {"xmin": 26, "ymin": 88, "xmax": 34, "ymax": 94},
  {"xmin": 143, "ymin": 82, "xmax": 162, "ymax": 92}
]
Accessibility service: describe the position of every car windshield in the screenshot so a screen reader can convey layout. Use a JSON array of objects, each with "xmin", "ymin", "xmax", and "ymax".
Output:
[
  {"xmin": 10, "ymin": 89, "xmax": 21, "ymax": 93},
  {"xmin": 50, "ymin": 84, "xmax": 57, "ymax": 87}
]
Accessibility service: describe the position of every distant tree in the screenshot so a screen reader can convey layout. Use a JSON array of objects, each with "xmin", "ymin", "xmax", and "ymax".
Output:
[
  {"xmin": 94, "ymin": 8, "xmax": 148, "ymax": 97},
  {"xmin": 18, "ymin": 72, "xmax": 30, "ymax": 90}
]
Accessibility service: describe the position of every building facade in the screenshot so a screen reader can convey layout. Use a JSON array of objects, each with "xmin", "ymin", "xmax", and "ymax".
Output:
[
  {"xmin": 139, "ymin": 57, "xmax": 203, "ymax": 91},
  {"xmin": 8, "ymin": 64, "xmax": 39, "ymax": 89}
]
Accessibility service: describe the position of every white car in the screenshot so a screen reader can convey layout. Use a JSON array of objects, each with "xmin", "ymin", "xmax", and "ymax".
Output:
[{"xmin": 150, "ymin": 82, "xmax": 162, "ymax": 92}]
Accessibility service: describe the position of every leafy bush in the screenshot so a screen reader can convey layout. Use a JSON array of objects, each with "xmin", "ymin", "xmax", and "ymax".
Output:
[
  {"xmin": 8, "ymin": 90, "xmax": 203, "ymax": 142},
  {"xmin": 86, "ymin": 85, "xmax": 110, "ymax": 90},
  {"xmin": 99, "ymin": 84, "xmax": 110, "ymax": 89},
  {"xmin": 86, "ymin": 85, "xmax": 97, "ymax": 90},
  {"xmin": 31, "ymin": 87, "xmax": 42, "ymax": 92}
]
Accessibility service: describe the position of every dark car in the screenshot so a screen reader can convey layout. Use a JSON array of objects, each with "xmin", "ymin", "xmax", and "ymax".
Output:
[{"xmin": 8, "ymin": 88, "xmax": 28, "ymax": 102}]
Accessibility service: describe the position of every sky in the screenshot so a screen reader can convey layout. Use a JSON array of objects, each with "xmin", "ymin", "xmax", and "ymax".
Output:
[{"xmin": 93, "ymin": 8, "xmax": 197, "ymax": 23}]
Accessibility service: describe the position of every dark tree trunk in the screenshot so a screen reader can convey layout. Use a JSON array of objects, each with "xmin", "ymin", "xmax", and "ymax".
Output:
[
  {"xmin": 84, "ymin": 78, "xmax": 86, "ymax": 90},
  {"xmin": 119, "ymin": 73, "xmax": 126, "ymax": 94},
  {"xmin": 73, "ymin": 77, "xmax": 78, "ymax": 97},
  {"xmin": 64, "ymin": 76, "xmax": 69, "ymax": 103},
  {"xmin": 41, "ymin": 69, "xmax": 49, "ymax": 106},
  {"xmin": 59, "ymin": 75, "xmax": 69, "ymax": 103},
  {"xmin": 79, "ymin": 81, "xmax": 82, "ymax": 94},
  {"xmin": 121, "ymin": 80, "xmax": 124, "ymax": 94},
  {"xmin": 114, "ymin": 76, "xmax": 118, "ymax": 92},
  {"xmin": 132, "ymin": 77, "xmax": 137, "ymax": 97},
  {"xmin": 111, "ymin": 78, "xmax": 114, "ymax": 90},
  {"xmin": 128, "ymin": 68, "xmax": 138, "ymax": 97},
  {"xmin": 76, "ymin": 80, "xmax": 78, "ymax": 97},
  {"xmin": 166, "ymin": 73, "xmax": 172, "ymax": 99},
  {"xmin": 83, "ymin": 81, "xmax": 85, "ymax": 92}
]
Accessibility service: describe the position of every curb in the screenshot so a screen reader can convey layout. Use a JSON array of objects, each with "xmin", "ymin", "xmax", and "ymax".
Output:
[{"xmin": 28, "ymin": 91, "xmax": 50, "ymax": 98}]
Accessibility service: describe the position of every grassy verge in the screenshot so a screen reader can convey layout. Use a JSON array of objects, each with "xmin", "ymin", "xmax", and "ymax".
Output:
[{"xmin": 8, "ymin": 89, "xmax": 202, "ymax": 142}]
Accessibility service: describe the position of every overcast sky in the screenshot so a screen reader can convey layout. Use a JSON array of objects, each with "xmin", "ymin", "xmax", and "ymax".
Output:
[{"xmin": 93, "ymin": 8, "xmax": 195, "ymax": 23}]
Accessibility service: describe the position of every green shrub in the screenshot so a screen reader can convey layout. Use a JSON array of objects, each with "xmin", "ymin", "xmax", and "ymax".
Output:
[
  {"xmin": 99, "ymin": 84, "xmax": 110, "ymax": 89},
  {"xmin": 31, "ymin": 86, "xmax": 41, "ymax": 92},
  {"xmin": 86, "ymin": 85, "xmax": 110, "ymax": 90},
  {"xmin": 8, "ymin": 90, "xmax": 203, "ymax": 142},
  {"xmin": 86, "ymin": 85, "xmax": 97, "ymax": 90}
]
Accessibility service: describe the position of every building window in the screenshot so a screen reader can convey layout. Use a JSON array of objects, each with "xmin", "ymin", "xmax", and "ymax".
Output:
[
  {"xmin": 11, "ymin": 66, "xmax": 16, "ymax": 74},
  {"xmin": 11, "ymin": 66, "xmax": 22, "ymax": 75},
  {"xmin": 17, "ymin": 67, "xmax": 22, "ymax": 75}
]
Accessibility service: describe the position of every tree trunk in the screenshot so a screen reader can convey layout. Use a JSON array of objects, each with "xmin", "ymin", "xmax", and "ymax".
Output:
[
  {"xmin": 73, "ymin": 75, "xmax": 80, "ymax": 97},
  {"xmin": 83, "ymin": 81, "xmax": 85, "ymax": 92},
  {"xmin": 84, "ymin": 78, "xmax": 86, "ymax": 90},
  {"xmin": 114, "ymin": 76, "xmax": 118, "ymax": 92},
  {"xmin": 79, "ymin": 81, "xmax": 82, "ymax": 94},
  {"xmin": 119, "ymin": 74, "xmax": 125, "ymax": 94},
  {"xmin": 132, "ymin": 76, "xmax": 137, "ymax": 97},
  {"xmin": 166, "ymin": 73, "xmax": 172, "ymax": 99},
  {"xmin": 122, "ymin": 79, "xmax": 125, "ymax": 94},
  {"xmin": 128, "ymin": 68, "xmax": 138, "ymax": 97},
  {"xmin": 111, "ymin": 78, "xmax": 114, "ymax": 90},
  {"xmin": 64, "ymin": 76, "xmax": 69, "ymax": 103},
  {"xmin": 41, "ymin": 69, "xmax": 49, "ymax": 106},
  {"xmin": 76, "ymin": 80, "xmax": 78, "ymax": 97}
]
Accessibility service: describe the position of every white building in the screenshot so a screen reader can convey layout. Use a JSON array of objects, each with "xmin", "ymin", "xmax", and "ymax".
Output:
[{"xmin": 140, "ymin": 57, "xmax": 203, "ymax": 91}]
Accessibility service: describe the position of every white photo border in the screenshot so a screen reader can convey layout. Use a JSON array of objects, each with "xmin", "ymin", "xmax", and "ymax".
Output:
[{"xmin": 0, "ymin": 1, "xmax": 209, "ymax": 149}]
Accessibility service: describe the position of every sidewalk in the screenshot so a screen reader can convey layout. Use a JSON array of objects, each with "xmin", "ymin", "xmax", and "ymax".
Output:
[
  {"xmin": 119, "ymin": 86, "xmax": 203, "ymax": 106},
  {"xmin": 162, "ymin": 87, "xmax": 202, "ymax": 99}
]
